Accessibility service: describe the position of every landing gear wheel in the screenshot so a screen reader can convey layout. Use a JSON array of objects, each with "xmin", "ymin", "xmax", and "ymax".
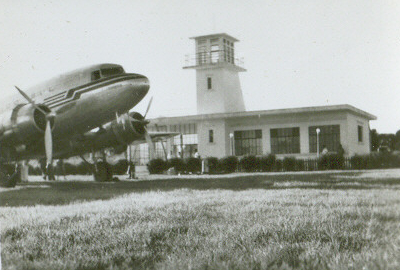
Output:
[
  {"xmin": 94, "ymin": 161, "xmax": 112, "ymax": 182},
  {"xmin": 0, "ymin": 165, "xmax": 18, "ymax": 188}
]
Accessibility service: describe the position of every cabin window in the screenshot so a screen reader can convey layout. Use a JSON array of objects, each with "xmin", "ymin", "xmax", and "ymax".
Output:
[
  {"xmin": 100, "ymin": 67, "xmax": 124, "ymax": 77},
  {"xmin": 91, "ymin": 70, "xmax": 101, "ymax": 81}
]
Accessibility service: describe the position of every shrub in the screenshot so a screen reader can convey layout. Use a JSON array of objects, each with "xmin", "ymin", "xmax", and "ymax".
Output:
[
  {"xmin": 283, "ymin": 157, "xmax": 296, "ymax": 171},
  {"xmin": 111, "ymin": 159, "xmax": 129, "ymax": 175},
  {"xmin": 240, "ymin": 155, "xmax": 258, "ymax": 172},
  {"xmin": 167, "ymin": 158, "xmax": 186, "ymax": 173},
  {"xmin": 76, "ymin": 162, "xmax": 91, "ymax": 175},
  {"xmin": 259, "ymin": 154, "xmax": 276, "ymax": 172},
  {"xmin": 295, "ymin": 159, "xmax": 305, "ymax": 171},
  {"xmin": 218, "ymin": 156, "xmax": 238, "ymax": 173},
  {"xmin": 206, "ymin": 157, "xmax": 219, "ymax": 174},
  {"xmin": 319, "ymin": 154, "xmax": 344, "ymax": 170},
  {"xmin": 185, "ymin": 157, "xmax": 201, "ymax": 173},
  {"xmin": 351, "ymin": 155, "xmax": 368, "ymax": 170},
  {"xmin": 63, "ymin": 162, "xmax": 77, "ymax": 175},
  {"xmin": 148, "ymin": 158, "xmax": 168, "ymax": 174},
  {"xmin": 28, "ymin": 165, "xmax": 42, "ymax": 175},
  {"xmin": 275, "ymin": 159, "xmax": 283, "ymax": 172}
]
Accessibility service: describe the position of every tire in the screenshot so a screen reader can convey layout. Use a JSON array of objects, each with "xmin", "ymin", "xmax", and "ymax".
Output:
[{"xmin": 0, "ymin": 165, "xmax": 18, "ymax": 188}]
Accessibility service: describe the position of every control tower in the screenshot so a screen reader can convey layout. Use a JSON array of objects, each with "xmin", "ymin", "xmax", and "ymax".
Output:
[{"xmin": 183, "ymin": 33, "xmax": 246, "ymax": 114}]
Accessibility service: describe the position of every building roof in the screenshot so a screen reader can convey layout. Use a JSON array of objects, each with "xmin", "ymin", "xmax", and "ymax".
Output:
[
  {"xmin": 190, "ymin": 33, "xmax": 239, "ymax": 42},
  {"xmin": 150, "ymin": 104, "xmax": 377, "ymax": 123}
]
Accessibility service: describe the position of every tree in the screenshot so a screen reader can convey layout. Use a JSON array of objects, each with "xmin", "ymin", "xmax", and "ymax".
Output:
[
  {"xmin": 395, "ymin": 129, "xmax": 400, "ymax": 151},
  {"xmin": 370, "ymin": 129, "xmax": 379, "ymax": 152}
]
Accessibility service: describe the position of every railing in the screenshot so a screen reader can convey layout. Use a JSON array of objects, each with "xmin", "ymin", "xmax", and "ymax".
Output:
[{"xmin": 184, "ymin": 50, "xmax": 245, "ymax": 69}]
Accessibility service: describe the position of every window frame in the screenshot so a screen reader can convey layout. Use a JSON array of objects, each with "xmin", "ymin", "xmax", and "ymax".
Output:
[
  {"xmin": 270, "ymin": 127, "xmax": 300, "ymax": 154},
  {"xmin": 309, "ymin": 125, "xmax": 341, "ymax": 153}
]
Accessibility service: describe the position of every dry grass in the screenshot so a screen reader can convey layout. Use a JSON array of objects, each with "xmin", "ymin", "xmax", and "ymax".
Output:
[{"xmin": 1, "ymin": 171, "xmax": 400, "ymax": 269}]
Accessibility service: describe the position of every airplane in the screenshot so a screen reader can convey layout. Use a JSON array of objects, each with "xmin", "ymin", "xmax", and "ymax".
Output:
[{"xmin": 0, "ymin": 63, "xmax": 172, "ymax": 187}]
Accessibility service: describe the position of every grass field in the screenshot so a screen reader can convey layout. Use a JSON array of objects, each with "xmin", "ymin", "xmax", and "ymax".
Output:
[{"xmin": 1, "ymin": 170, "xmax": 400, "ymax": 269}]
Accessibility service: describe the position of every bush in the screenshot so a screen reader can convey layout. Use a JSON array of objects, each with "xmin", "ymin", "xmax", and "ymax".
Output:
[
  {"xmin": 206, "ymin": 157, "xmax": 219, "ymax": 174},
  {"xmin": 28, "ymin": 165, "xmax": 42, "ymax": 175},
  {"xmin": 111, "ymin": 159, "xmax": 129, "ymax": 175},
  {"xmin": 167, "ymin": 158, "xmax": 186, "ymax": 173},
  {"xmin": 275, "ymin": 159, "xmax": 283, "ymax": 172},
  {"xmin": 219, "ymin": 156, "xmax": 238, "ymax": 173},
  {"xmin": 63, "ymin": 162, "xmax": 77, "ymax": 175},
  {"xmin": 76, "ymin": 162, "xmax": 91, "ymax": 175},
  {"xmin": 148, "ymin": 158, "xmax": 168, "ymax": 174},
  {"xmin": 295, "ymin": 159, "xmax": 305, "ymax": 171},
  {"xmin": 185, "ymin": 157, "xmax": 201, "ymax": 173},
  {"xmin": 283, "ymin": 157, "xmax": 296, "ymax": 171},
  {"xmin": 259, "ymin": 154, "xmax": 276, "ymax": 172},
  {"xmin": 319, "ymin": 154, "xmax": 344, "ymax": 170},
  {"xmin": 351, "ymin": 155, "xmax": 368, "ymax": 170},
  {"xmin": 240, "ymin": 155, "xmax": 258, "ymax": 172}
]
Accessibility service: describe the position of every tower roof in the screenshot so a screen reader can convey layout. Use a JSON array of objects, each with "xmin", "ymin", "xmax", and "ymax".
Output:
[{"xmin": 190, "ymin": 33, "xmax": 239, "ymax": 42}]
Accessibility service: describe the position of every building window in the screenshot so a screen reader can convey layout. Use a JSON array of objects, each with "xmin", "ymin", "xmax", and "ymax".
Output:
[
  {"xmin": 209, "ymin": 130, "xmax": 214, "ymax": 143},
  {"xmin": 270, "ymin": 127, "xmax": 300, "ymax": 154},
  {"xmin": 172, "ymin": 133, "xmax": 198, "ymax": 159},
  {"xmin": 234, "ymin": 130, "xmax": 262, "ymax": 156},
  {"xmin": 309, "ymin": 125, "xmax": 340, "ymax": 153},
  {"xmin": 358, "ymin": 125, "xmax": 363, "ymax": 142},
  {"xmin": 207, "ymin": 77, "xmax": 212, "ymax": 90}
]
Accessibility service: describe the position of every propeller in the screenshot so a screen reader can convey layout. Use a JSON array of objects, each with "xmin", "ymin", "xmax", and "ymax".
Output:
[
  {"xmin": 15, "ymin": 86, "xmax": 55, "ymax": 178},
  {"xmin": 141, "ymin": 97, "xmax": 155, "ymax": 160},
  {"xmin": 143, "ymin": 96, "xmax": 153, "ymax": 119},
  {"xmin": 124, "ymin": 97, "xmax": 155, "ymax": 160}
]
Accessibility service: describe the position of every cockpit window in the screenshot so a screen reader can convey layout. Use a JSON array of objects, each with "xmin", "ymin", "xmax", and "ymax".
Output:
[
  {"xmin": 100, "ymin": 67, "xmax": 124, "ymax": 77},
  {"xmin": 91, "ymin": 70, "xmax": 101, "ymax": 81}
]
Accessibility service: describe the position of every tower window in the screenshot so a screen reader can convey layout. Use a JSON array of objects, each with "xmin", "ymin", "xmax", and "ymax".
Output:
[
  {"xmin": 209, "ymin": 130, "xmax": 214, "ymax": 143},
  {"xmin": 211, "ymin": 44, "xmax": 219, "ymax": 63},
  {"xmin": 207, "ymin": 77, "xmax": 212, "ymax": 90}
]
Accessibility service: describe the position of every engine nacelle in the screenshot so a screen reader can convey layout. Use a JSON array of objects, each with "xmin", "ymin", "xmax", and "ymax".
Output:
[
  {"xmin": 68, "ymin": 112, "xmax": 147, "ymax": 156},
  {"xmin": 0, "ymin": 103, "xmax": 53, "ymax": 145},
  {"xmin": 108, "ymin": 112, "xmax": 146, "ymax": 145}
]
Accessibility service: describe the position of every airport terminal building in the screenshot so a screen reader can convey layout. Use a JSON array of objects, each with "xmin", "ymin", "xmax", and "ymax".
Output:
[{"xmin": 133, "ymin": 33, "xmax": 376, "ymax": 164}]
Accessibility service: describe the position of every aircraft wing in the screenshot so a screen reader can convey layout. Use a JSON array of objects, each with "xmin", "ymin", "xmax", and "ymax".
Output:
[{"xmin": 130, "ymin": 131, "xmax": 180, "ymax": 146}]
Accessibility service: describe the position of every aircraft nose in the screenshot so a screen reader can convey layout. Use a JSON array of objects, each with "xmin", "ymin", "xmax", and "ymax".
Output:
[{"xmin": 133, "ymin": 76, "xmax": 150, "ymax": 99}]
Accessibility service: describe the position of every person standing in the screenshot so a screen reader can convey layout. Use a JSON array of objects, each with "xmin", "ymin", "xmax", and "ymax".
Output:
[{"xmin": 321, "ymin": 145, "xmax": 328, "ymax": 156}]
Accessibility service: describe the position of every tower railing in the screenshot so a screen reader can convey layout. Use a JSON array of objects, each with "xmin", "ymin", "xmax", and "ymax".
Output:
[{"xmin": 184, "ymin": 50, "xmax": 245, "ymax": 69}]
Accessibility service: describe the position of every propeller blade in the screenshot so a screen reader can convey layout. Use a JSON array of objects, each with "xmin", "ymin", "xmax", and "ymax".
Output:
[
  {"xmin": 44, "ymin": 119, "xmax": 53, "ymax": 165},
  {"xmin": 15, "ymin": 86, "xmax": 48, "ymax": 115},
  {"xmin": 144, "ymin": 127, "xmax": 155, "ymax": 161},
  {"xmin": 143, "ymin": 97, "xmax": 153, "ymax": 119}
]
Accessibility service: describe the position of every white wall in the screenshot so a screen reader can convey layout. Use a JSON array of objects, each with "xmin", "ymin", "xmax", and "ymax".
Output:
[
  {"xmin": 346, "ymin": 113, "xmax": 371, "ymax": 155},
  {"xmin": 196, "ymin": 66, "xmax": 245, "ymax": 114}
]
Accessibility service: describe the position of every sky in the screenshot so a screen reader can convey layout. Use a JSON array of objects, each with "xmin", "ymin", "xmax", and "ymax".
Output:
[{"xmin": 0, "ymin": 0, "xmax": 399, "ymax": 133}]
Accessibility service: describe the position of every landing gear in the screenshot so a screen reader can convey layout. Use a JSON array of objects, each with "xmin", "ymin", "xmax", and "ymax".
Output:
[
  {"xmin": 0, "ymin": 164, "xmax": 19, "ymax": 188},
  {"xmin": 80, "ymin": 151, "xmax": 115, "ymax": 182}
]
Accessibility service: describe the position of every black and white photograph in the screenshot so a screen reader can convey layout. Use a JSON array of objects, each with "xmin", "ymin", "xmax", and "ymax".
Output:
[{"xmin": 1, "ymin": 0, "xmax": 399, "ymax": 269}]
